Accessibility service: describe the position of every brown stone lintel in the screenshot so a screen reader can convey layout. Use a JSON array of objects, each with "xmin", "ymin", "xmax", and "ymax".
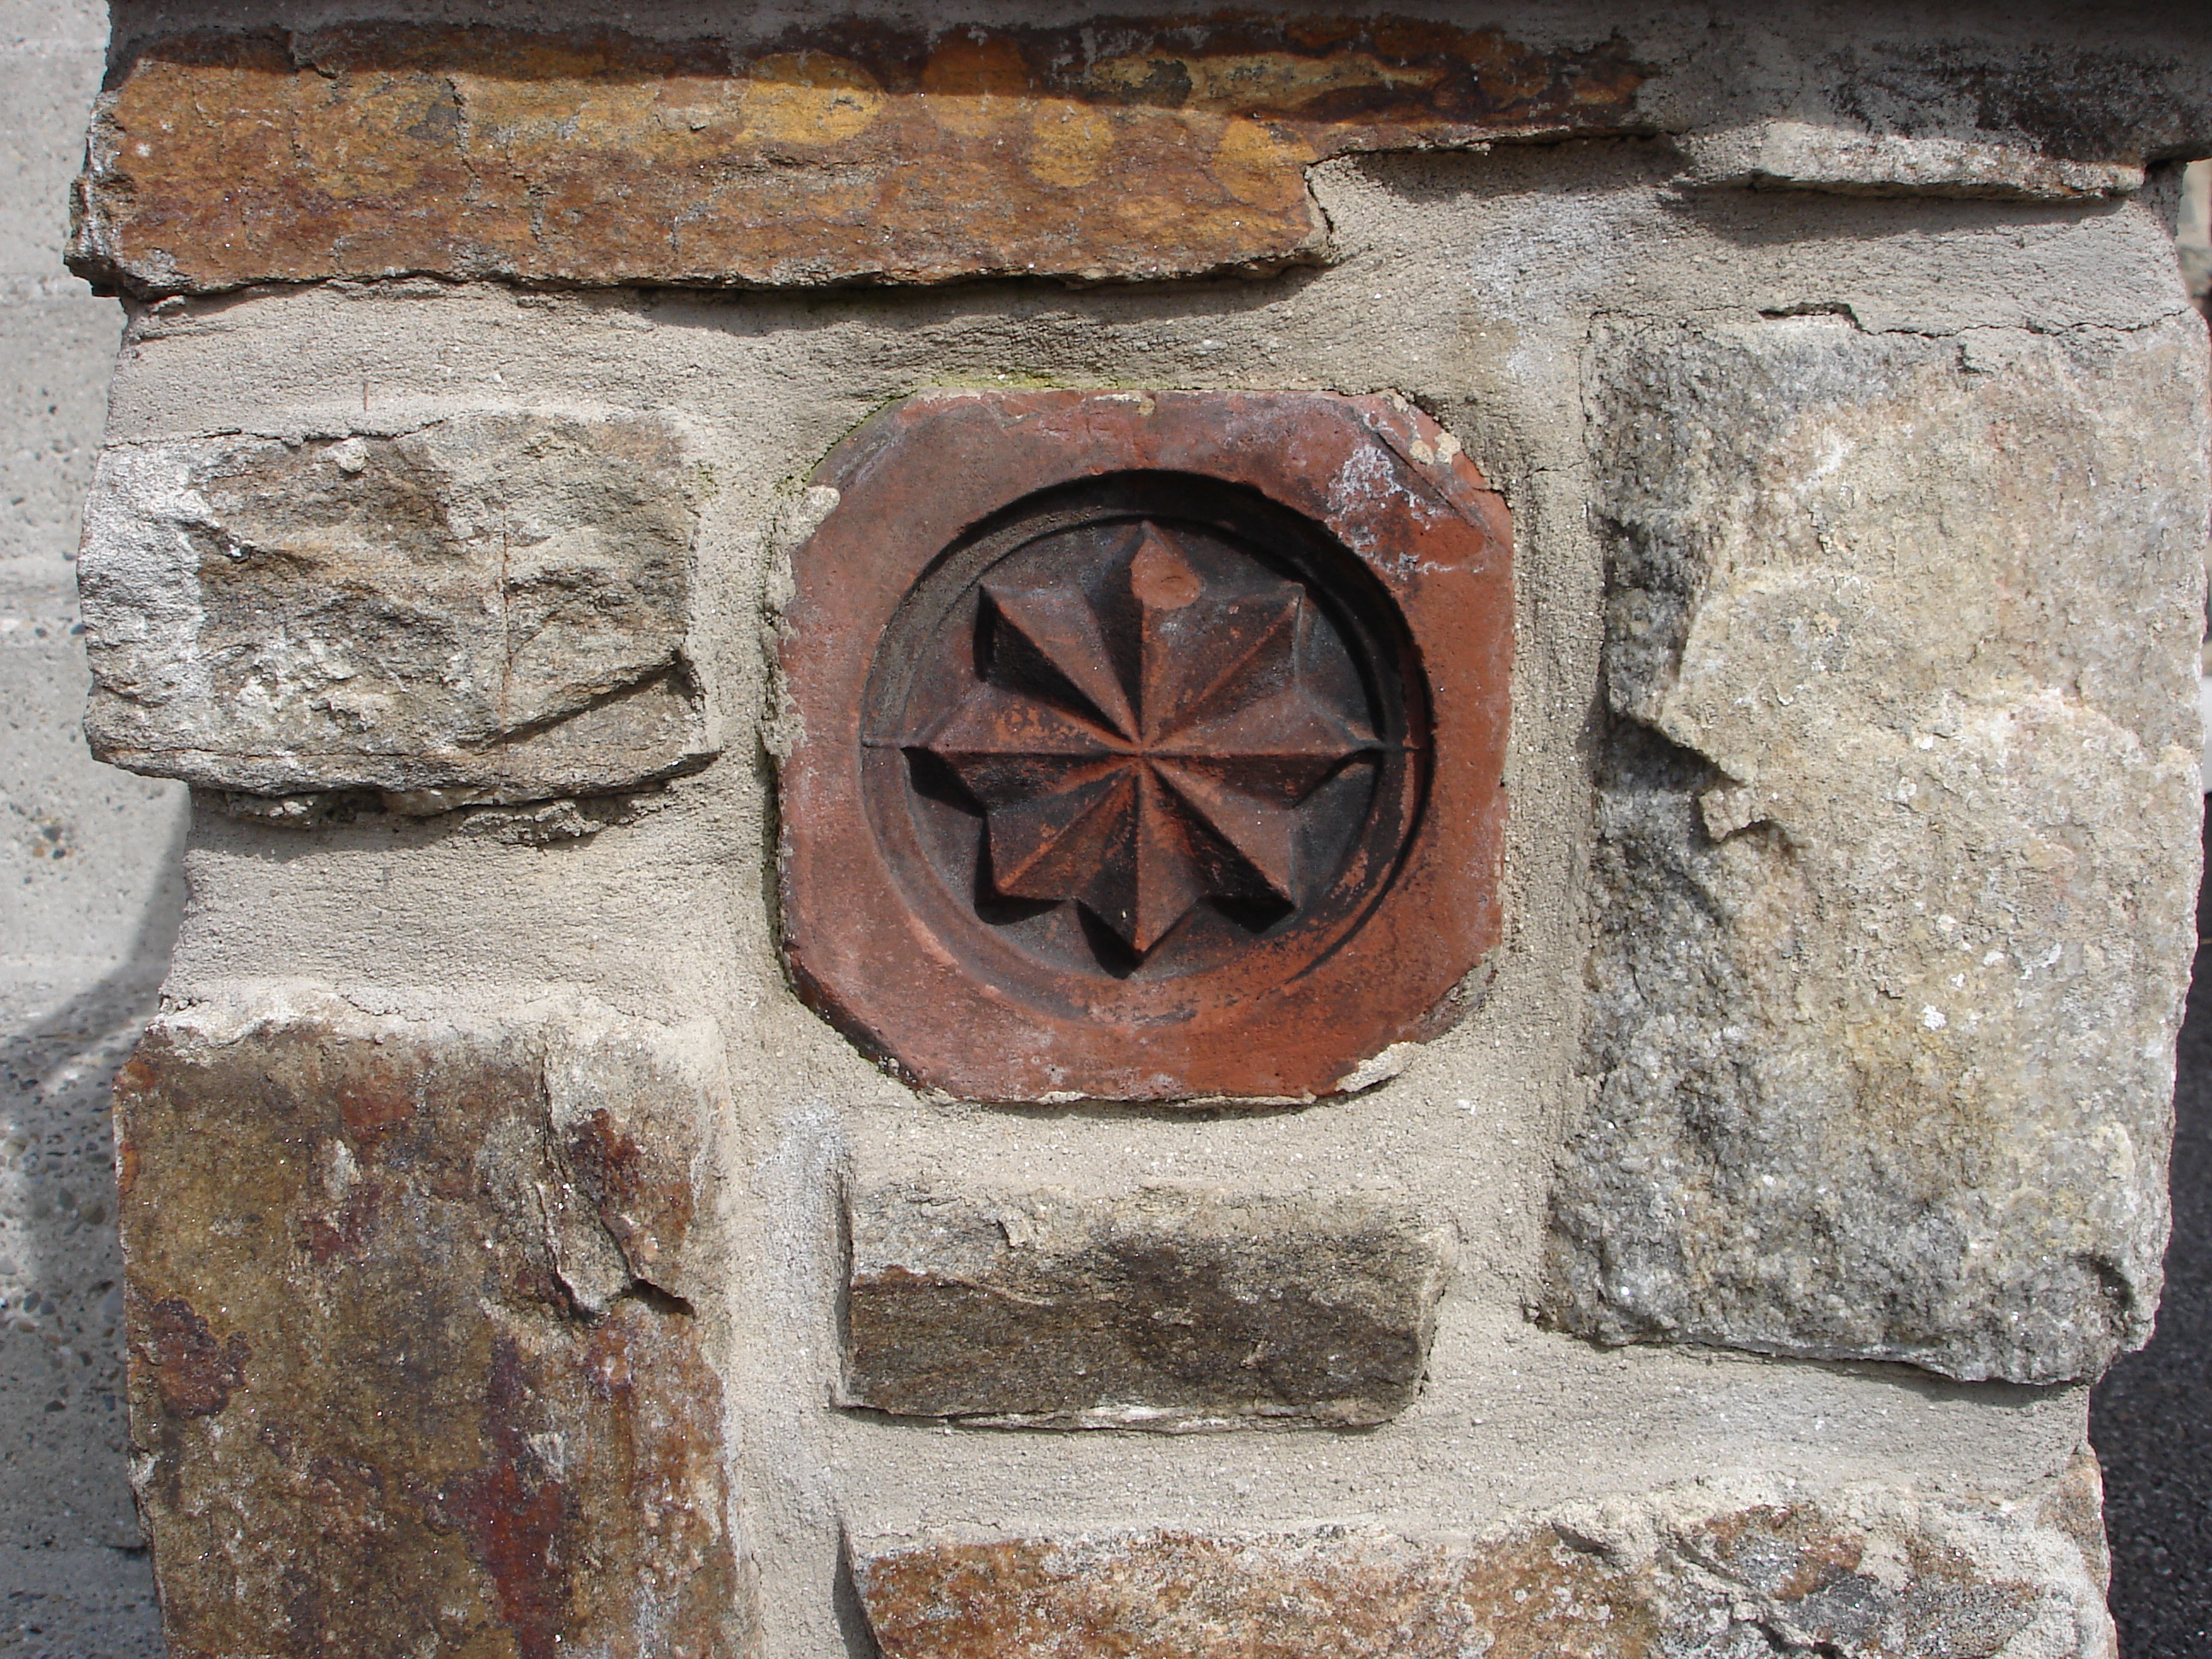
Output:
[{"xmin": 68, "ymin": 18, "xmax": 1649, "ymax": 296}]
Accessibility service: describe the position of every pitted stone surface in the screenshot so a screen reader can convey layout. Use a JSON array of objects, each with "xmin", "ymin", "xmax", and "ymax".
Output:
[
  {"xmin": 112, "ymin": 993, "xmax": 749, "ymax": 1659},
  {"xmin": 854, "ymin": 1462, "xmax": 2114, "ymax": 1659},
  {"xmin": 78, "ymin": 411, "xmax": 712, "ymax": 803},
  {"xmin": 1548, "ymin": 311, "xmax": 2211, "ymax": 1383},
  {"xmin": 843, "ymin": 1184, "xmax": 1450, "ymax": 1429}
]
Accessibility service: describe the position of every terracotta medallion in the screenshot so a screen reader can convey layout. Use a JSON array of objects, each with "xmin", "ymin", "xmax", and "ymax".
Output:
[{"xmin": 777, "ymin": 391, "xmax": 1511, "ymax": 1102}]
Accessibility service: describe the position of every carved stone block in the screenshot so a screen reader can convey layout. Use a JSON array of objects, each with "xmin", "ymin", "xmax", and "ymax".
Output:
[{"xmin": 776, "ymin": 390, "xmax": 1512, "ymax": 1103}]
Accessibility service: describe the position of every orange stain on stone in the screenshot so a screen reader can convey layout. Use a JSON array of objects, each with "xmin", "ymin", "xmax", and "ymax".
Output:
[
  {"xmin": 1025, "ymin": 102, "xmax": 1121, "ymax": 189},
  {"xmin": 71, "ymin": 18, "xmax": 1648, "ymax": 295}
]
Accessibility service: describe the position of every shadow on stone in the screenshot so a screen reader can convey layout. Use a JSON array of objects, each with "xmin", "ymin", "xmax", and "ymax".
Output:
[
  {"xmin": 2088, "ymin": 809, "xmax": 2212, "ymax": 1656},
  {"xmin": 2, "ymin": 809, "xmax": 183, "ymax": 1656}
]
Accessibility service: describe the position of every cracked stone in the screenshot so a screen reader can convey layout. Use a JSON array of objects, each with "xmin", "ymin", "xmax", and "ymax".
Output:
[{"xmin": 1547, "ymin": 311, "xmax": 2210, "ymax": 1383}]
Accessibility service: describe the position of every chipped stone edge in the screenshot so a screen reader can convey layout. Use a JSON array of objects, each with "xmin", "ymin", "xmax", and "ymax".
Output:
[
  {"xmin": 840, "ymin": 1184, "xmax": 1455, "ymax": 1432},
  {"xmin": 1677, "ymin": 122, "xmax": 2146, "ymax": 201},
  {"xmin": 75, "ymin": 412, "xmax": 725, "ymax": 807}
]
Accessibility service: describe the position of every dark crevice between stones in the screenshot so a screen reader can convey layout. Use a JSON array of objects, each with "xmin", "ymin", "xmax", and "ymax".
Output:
[
  {"xmin": 611, "ymin": 1279, "xmax": 695, "ymax": 1319},
  {"xmin": 835, "ymin": 1525, "xmax": 886, "ymax": 1659}
]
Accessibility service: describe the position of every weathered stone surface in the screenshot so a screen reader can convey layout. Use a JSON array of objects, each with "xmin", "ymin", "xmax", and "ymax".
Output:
[
  {"xmin": 67, "ymin": 14, "xmax": 2212, "ymax": 297},
  {"xmin": 854, "ymin": 1461, "xmax": 2115, "ymax": 1658},
  {"xmin": 1679, "ymin": 122, "xmax": 2145, "ymax": 200},
  {"xmin": 1670, "ymin": 29, "xmax": 2212, "ymax": 203},
  {"xmin": 844, "ymin": 1185, "xmax": 1449, "ymax": 1429},
  {"xmin": 1548, "ymin": 312, "xmax": 2211, "ymax": 1383},
  {"xmin": 78, "ymin": 412, "xmax": 713, "ymax": 802},
  {"xmin": 113, "ymin": 993, "xmax": 749, "ymax": 1658},
  {"xmin": 67, "ymin": 19, "xmax": 1643, "ymax": 297}
]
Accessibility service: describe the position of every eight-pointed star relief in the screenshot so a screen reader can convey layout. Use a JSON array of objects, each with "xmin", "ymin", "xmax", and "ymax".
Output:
[{"xmin": 914, "ymin": 524, "xmax": 1379, "ymax": 955}]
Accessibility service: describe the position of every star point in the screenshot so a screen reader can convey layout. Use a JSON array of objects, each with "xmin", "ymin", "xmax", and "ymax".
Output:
[{"xmin": 915, "ymin": 524, "xmax": 1377, "ymax": 958}]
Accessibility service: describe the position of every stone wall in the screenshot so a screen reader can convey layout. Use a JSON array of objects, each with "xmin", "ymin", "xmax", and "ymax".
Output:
[{"xmin": 47, "ymin": 3, "xmax": 2212, "ymax": 1655}]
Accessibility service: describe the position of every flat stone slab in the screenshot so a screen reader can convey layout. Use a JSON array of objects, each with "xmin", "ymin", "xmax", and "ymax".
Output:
[
  {"xmin": 844, "ymin": 1184, "xmax": 1450, "ymax": 1429},
  {"xmin": 67, "ymin": 20, "xmax": 1644, "ymax": 296},
  {"xmin": 1548, "ymin": 311, "xmax": 2211, "ymax": 1383},
  {"xmin": 78, "ymin": 411, "xmax": 713, "ymax": 803},
  {"xmin": 112, "ymin": 993, "xmax": 748, "ymax": 1657},
  {"xmin": 853, "ymin": 1463, "xmax": 2114, "ymax": 1658}
]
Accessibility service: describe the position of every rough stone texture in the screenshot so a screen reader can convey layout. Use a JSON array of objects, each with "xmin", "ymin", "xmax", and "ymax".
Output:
[
  {"xmin": 3, "ymin": 0, "xmax": 177, "ymax": 1644},
  {"xmin": 855, "ymin": 1460, "xmax": 2116, "ymax": 1659},
  {"xmin": 112, "ymin": 992, "xmax": 748, "ymax": 1659},
  {"xmin": 47, "ymin": 42, "xmax": 2212, "ymax": 1655},
  {"xmin": 1679, "ymin": 123, "xmax": 2146, "ymax": 201},
  {"xmin": 844, "ymin": 1184, "xmax": 1450, "ymax": 1429},
  {"xmin": 67, "ymin": 9, "xmax": 2212, "ymax": 299},
  {"xmin": 79, "ymin": 412, "xmax": 713, "ymax": 804},
  {"xmin": 68, "ymin": 19, "xmax": 1644, "ymax": 297},
  {"xmin": 1548, "ymin": 312, "xmax": 2211, "ymax": 1384}
]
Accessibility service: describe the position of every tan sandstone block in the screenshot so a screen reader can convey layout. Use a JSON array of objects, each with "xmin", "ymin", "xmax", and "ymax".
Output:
[{"xmin": 77, "ymin": 411, "xmax": 713, "ymax": 803}]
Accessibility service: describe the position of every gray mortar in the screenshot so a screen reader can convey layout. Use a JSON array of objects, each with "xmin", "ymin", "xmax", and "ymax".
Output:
[{"xmin": 76, "ymin": 119, "xmax": 2207, "ymax": 1652}]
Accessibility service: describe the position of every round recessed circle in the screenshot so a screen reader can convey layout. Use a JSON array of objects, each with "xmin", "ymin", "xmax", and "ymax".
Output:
[{"xmin": 861, "ymin": 473, "xmax": 1427, "ymax": 1008}]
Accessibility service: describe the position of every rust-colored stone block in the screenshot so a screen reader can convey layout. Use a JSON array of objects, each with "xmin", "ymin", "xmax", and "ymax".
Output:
[
  {"xmin": 776, "ymin": 390, "xmax": 1512, "ymax": 1103},
  {"xmin": 68, "ymin": 20, "xmax": 1645, "ymax": 296},
  {"xmin": 113, "ymin": 1000, "xmax": 748, "ymax": 1659},
  {"xmin": 854, "ymin": 1473, "xmax": 2110, "ymax": 1657}
]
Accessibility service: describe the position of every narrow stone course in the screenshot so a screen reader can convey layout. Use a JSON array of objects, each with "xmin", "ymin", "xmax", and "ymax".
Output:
[{"xmin": 845, "ymin": 1184, "xmax": 1451, "ymax": 1429}]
